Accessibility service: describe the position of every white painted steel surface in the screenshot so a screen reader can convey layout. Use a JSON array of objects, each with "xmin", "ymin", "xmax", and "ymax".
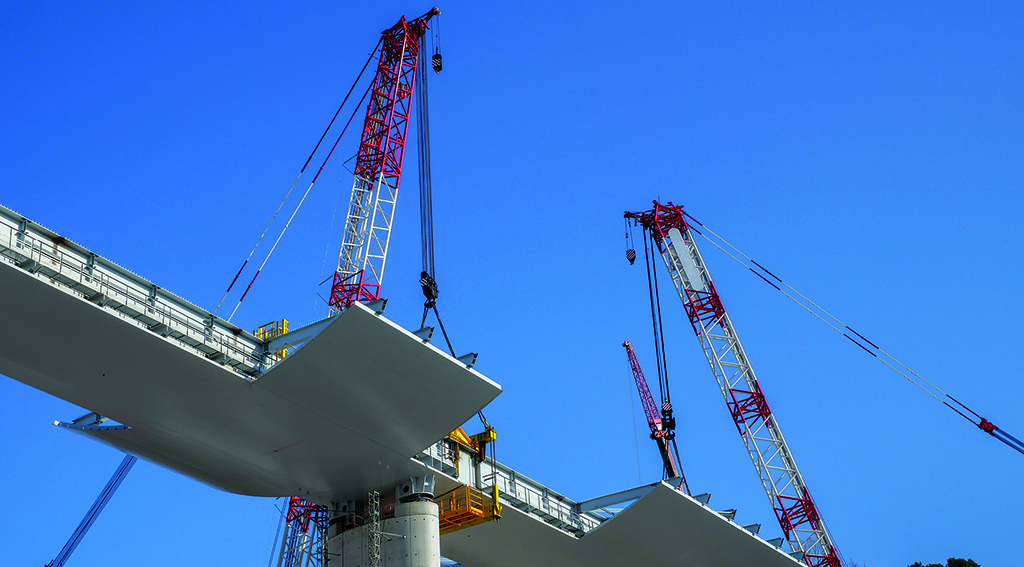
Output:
[
  {"xmin": 0, "ymin": 204, "xmax": 274, "ymax": 376},
  {"xmin": 0, "ymin": 208, "xmax": 501, "ymax": 503},
  {"xmin": 440, "ymin": 482, "xmax": 801, "ymax": 567},
  {"xmin": 669, "ymin": 227, "xmax": 705, "ymax": 291},
  {"xmin": 0, "ymin": 202, "xmax": 807, "ymax": 565},
  {"xmin": 418, "ymin": 441, "xmax": 796, "ymax": 566}
]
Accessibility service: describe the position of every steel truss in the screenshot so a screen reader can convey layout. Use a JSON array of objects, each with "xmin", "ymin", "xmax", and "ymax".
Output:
[
  {"xmin": 331, "ymin": 9, "xmax": 439, "ymax": 312},
  {"xmin": 278, "ymin": 497, "xmax": 329, "ymax": 567},
  {"xmin": 625, "ymin": 201, "xmax": 841, "ymax": 567}
]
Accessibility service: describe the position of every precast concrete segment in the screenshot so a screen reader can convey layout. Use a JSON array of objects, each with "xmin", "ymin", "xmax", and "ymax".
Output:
[
  {"xmin": 440, "ymin": 482, "xmax": 802, "ymax": 567},
  {"xmin": 0, "ymin": 258, "xmax": 501, "ymax": 504},
  {"xmin": 328, "ymin": 501, "xmax": 441, "ymax": 567}
]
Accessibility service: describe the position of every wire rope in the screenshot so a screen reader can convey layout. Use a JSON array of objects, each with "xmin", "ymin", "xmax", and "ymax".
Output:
[
  {"xmin": 214, "ymin": 38, "xmax": 383, "ymax": 316},
  {"xmin": 228, "ymin": 78, "xmax": 374, "ymax": 322},
  {"xmin": 315, "ymin": 181, "xmax": 344, "ymax": 315},
  {"xmin": 686, "ymin": 212, "xmax": 951, "ymax": 399},
  {"xmin": 641, "ymin": 228, "xmax": 666, "ymax": 404},
  {"xmin": 266, "ymin": 499, "xmax": 287, "ymax": 567},
  {"xmin": 681, "ymin": 212, "xmax": 1024, "ymax": 456},
  {"xmin": 693, "ymin": 224, "xmax": 949, "ymax": 405},
  {"xmin": 649, "ymin": 231, "xmax": 671, "ymax": 405}
]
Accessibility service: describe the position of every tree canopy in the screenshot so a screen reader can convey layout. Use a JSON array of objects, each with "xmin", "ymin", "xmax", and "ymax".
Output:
[{"xmin": 908, "ymin": 559, "xmax": 980, "ymax": 567}]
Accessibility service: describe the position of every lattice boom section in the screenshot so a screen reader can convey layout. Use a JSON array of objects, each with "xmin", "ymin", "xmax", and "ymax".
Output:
[
  {"xmin": 625, "ymin": 200, "xmax": 843, "ymax": 567},
  {"xmin": 682, "ymin": 286, "xmax": 725, "ymax": 336},
  {"xmin": 331, "ymin": 11, "xmax": 435, "ymax": 312},
  {"xmin": 728, "ymin": 384, "xmax": 772, "ymax": 434},
  {"xmin": 774, "ymin": 489, "xmax": 819, "ymax": 538},
  {"xmin": 329, "ymin": 271, "xmax": 380, "ymax": 311},
  {"xmin": 775, "ymin": 489, "xmax": 841, "ymax": 567},
  {"xmin": 279, "ymin": 497, "xmax": 329, "ymax": 567}
]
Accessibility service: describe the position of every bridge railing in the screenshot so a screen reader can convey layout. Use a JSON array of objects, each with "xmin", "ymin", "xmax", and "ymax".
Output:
[
  {"xmin": 418, "ymin": 441, "xmax": 604, "ymax": 537},
  {"xmin": 478, "ymin": 460, "xmax": 604, "ymax": 536},
  {"xmin": 0, "ymin": 207, "xmax": 279, "ymax": 377}
]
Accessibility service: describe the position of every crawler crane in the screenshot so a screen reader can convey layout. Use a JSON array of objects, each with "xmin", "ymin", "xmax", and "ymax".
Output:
[{"xmin": 279, "ymin": 8, "xmax": 441, "ymax": 567}]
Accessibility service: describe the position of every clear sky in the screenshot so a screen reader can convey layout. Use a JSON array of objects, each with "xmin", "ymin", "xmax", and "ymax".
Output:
[{"xmin": 1, "ymin": 1, "xmax": 1021, "ymax": 566}]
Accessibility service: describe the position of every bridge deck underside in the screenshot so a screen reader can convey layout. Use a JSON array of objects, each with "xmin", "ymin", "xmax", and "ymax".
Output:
[
  {"xmin": 0, "ymin": 262, "xmax": 500, "ymax": 504},
  {"xmin": 441, "ymin": 482, "xmax": 801, "ymax": 567}
]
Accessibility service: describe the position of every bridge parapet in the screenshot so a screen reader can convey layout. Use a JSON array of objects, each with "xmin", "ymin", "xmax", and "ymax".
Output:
[
  {"xmin": 0, "ymin": 204, "xmax": 279, "ymax": 378},
  {"xmin": 418, "ymin": 440, "xmax": 606, "ymax": 539}
]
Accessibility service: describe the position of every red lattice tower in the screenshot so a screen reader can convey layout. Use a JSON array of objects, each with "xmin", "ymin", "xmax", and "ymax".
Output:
[{"xmin": 330, "ymin": 8, "xmax": 440, "ymax": 311}]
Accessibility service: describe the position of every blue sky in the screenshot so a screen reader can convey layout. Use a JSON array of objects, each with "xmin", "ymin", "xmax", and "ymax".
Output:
[{"xmin": 1, "ymin": 1, "xmax": 1022, "ymax": 565}]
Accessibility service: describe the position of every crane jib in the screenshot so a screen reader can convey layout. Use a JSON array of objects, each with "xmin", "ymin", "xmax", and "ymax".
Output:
[
  {"xmin": 624, "ymin": 200, "xmax": 843, "ymax": 567},
  {"xmin": 330, "ymin": 8, "xmax": 439, "ymax": 313}
]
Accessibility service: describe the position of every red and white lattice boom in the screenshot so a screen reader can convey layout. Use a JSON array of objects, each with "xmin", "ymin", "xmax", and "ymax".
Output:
[
  {"xmin": 623, "ymin": 339, "xmax": 684, "ymax": 480},
  {"xmin": 330, "ymin": 8, "xmax": 440, "ymax": 312},
  {"xmin": 625, "ymin": 201, "xmax": 841, "ymax": 567}
]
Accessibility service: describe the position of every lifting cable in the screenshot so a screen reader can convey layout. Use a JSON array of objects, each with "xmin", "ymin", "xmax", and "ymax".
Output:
[
  {"xmin": 213, "ymin": 37, "xmax": 383, "ymax": 317},
  {"xmin": 265, "ymin": 499, "xmax": 287, "ymax": 567},
  {"xmin": 642, "ymin": 226, "xmax": 691, "ymax": 485},
  {"xmin": 227, "ymin": 75, "xmax": 376, "ymax": 322},
  {"xmin": 641, "ymin": 227, "xmax": 671, "ymax": 407},
  {"xmin": 650, "ymin": 234, "xmax": 672, "ymax": 407},
  {"xmin": 681, "ymin": 211, "xmax": 1024, "ymax": 457},
  {"xmin": 417, "ymin": 39, "xmax": 440, "ymax": 331},
  {"xmin": 407, "ymin": 33, "xmax": 489, "ymax": 433}
]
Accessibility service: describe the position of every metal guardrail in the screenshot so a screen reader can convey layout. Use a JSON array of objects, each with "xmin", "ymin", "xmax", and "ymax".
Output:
[
  {"xmin": 0, "ymin": 206, "xmax": 280, "ymax": 378},
  {"xmin": 417, "ymin": 442, "xmax": 605, "ymax": 538},
  {"xmin": 479, "ymin": 460, "xmax": 604, "ymax": 536}
]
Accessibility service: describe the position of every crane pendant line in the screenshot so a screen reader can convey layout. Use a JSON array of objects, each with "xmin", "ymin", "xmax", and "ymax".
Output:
[
  {"xmin": 214, "ymin": 37, "xmax": 383, "ymax": 318},
  {"xmin": 625, "ymin": 201, "xmax": 842, "ymax": 567},
  {"xmin": 682, "ymin": 211, "xmax": 1024, "ymax": 459},
  {"xmin": 330, "ymin": 8, "xmax": 441, "ymax": 312}
]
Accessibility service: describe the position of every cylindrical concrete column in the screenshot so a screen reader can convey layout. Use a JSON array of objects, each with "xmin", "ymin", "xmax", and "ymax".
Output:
[
  {"xmin": 385, "ymin": 501, "xmax": 440, "ymax": 567},
  {"xmin": 326, "ymin": 500, "xmax": 440, "ymax": 567}
]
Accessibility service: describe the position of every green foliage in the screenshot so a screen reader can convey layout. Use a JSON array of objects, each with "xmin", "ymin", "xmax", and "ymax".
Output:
[{"xmin": 908, "ymin": 559, "xmax": 979, "ymax": 567}]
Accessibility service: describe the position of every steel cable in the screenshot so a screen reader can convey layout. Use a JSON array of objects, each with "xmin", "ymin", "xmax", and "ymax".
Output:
[
  {"xmin": 682, "ymin": 212, "xmax": 1022, "ymax": 457},
  {"xmin": 228, "ymin": 78, "xmax": 375, "ymax": 321},
  {"xmin": 214, "ymin": 38, "xmax": 383, "ymax": 316}
]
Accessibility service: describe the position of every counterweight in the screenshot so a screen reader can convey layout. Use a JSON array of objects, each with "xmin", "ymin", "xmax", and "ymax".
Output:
[{"xmin": 625, "ymin": 201, "xmax": 841, "ymax": 567}]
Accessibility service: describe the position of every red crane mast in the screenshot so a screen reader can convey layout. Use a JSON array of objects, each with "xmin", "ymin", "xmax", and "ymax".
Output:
[
  {"xmin": 622, "ymin": 340, "xmax": 686, "ymax": 485},
  {"xmin": 329, "ymin": 7, "xmax": 440, "ymax": 311},
  {"xmin": 283, "ymin": 9, "xmax": 439, "ymax": 567}
]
